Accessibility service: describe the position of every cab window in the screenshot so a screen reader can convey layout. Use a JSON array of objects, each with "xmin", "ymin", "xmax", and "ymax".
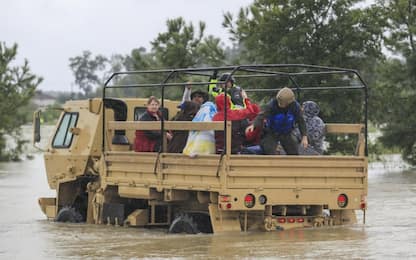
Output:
[{"xmin": 52, "ymin": 112, "xmax": 78, "ymax": 148}]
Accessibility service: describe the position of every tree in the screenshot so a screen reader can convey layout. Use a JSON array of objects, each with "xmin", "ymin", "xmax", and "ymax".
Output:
[
  {"xmin": 224, "ymin": 0, "xmax": 384, "ymax": 67},
  {"xmin": 222, "ymin": 0, "xmax": 386, "ymax": 154},
  {"xmin": 69, "ymin": 50, "xmax": 108, "ymax": 97},
  {"xmin": 121, "ymin": 17, "xmax": 226, "ymax": 100},
  {"xmin": 127, "ymin": 47, "xmax": 158, "ymax": 70},
  {"xmin": 0, "ymin": 42, "xmax": 43, "ymax": 161},
  {"xmin": 371, "ymin": 0, "xmax": 416, "ymax": 164},
  {"xmin": 151, "ymin": 17, "xmax": 225, "ymax": 68}
]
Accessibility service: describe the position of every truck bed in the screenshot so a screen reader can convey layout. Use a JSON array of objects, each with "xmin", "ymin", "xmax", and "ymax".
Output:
[
  {"xmin": 103, "ymin": 121, "xmax": 367, "ymax": 210},
  {"xmin": 103, "ymin": 151, "xmax": 367, "ymax": 209}
]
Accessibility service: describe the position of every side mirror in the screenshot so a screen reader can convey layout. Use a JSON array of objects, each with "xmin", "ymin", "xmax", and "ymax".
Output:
[{"xmin": 33, "ymin": 110, "xmax": 41, "ymax": 144}]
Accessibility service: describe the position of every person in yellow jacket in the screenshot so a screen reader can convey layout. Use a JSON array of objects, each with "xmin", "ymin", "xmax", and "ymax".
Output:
[{"xmin": 208, "ymin": 73, "xmax": 247, "ymax": 110}]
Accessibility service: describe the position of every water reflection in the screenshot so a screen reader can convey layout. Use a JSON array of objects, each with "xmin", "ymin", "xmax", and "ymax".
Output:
[
  {"xmin": 0, "ymin": 154, "xmax": 415, "ymax": 259},
  {"xmin": 32, "ymin": 223, "xmax": 368, "ymax": 259}
]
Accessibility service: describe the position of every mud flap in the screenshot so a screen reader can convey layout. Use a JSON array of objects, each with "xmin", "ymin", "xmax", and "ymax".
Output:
[
  {"xmin": 86, "ymin": 191, "xmax": 94, "ymax": 224},
  {"xmin": 330, "ymin": 209, "xmax": 357, "ymax": 225},
  {"xmin": 208, "ymin": 204, "xmax": 241, "ymax": 233},
  {"xmin": 102, "ymin": 202, "xmax": 125, "ymax": 225}
]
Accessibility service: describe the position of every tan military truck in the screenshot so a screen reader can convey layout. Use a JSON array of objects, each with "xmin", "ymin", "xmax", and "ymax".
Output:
[{"xmin": 35, "ymin": 65, "xmax": 368, "ymax": 233}]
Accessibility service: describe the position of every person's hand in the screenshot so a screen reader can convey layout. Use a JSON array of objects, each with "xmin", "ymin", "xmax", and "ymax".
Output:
[
  {"xmin": 166, "ymin": 132, "xmax": 173, "ymax": 141},
  {"xmin": 245, "ymin": 125, "xmax": 255, "ymax": 134},
  {"xmin": 186, "ymin": 81, "xmax": 192, "ymax": 90},
  {"xmin": 301, "ymin": 136, "xmax": 308, "ymax": 148},
  {"xmin": 241, "ymin": 89, "xmax": 248, "ymax": 99}
]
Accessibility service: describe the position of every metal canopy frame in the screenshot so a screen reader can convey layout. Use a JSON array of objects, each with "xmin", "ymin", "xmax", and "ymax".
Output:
[{"xmin": 102, "ymin": 64, "xmax": 369, "ymax": 156}]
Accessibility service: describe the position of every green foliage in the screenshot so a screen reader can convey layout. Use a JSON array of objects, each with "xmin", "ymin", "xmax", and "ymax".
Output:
[
  {"xmin": 62, "ymin": 2, "xmax": 415, "ymax": 163},
  {"xmin": 382, "ymin": 0, "xmax": 416, "ymax": 57},
  {"xmin": 222, "ymin": 0, "xmax": 386, "ymax": 94},
  {"xmin": 151, "ymin": 17, "xmax": 225, "ymax": 68},
  {"xmin": 40, "ymin": 106, "xmax": 61, "ymax": 125},
  {"xmin": 223, "ymin": 0, "xmax": 384, "ymax": 67},
  {"xmin": 105, "ymin": 17, "xmax": 227, "ymax": 100},
  {"xmin": 127, "ymin": 47, "xmax": 157, "ymax": 70},
  {"xmin": 367, "ymin": 140, "xmax": 400, "ymax": 162},
  {"xmin": 370, "ymin": 0, "xmax": 416, "ymax": 165},
  {"xmin": 371, "ymin": 59, "xmax": 416, "ymax": 164},
  {"xmin": 0, "ymin": 42, "xmax": 42, "ymax": 161},
  {"xmin": 69, "ymin": 50, "xmax": 108, "ymax": 97},
  {"xmin": 222, "ymin": 0, "xmax": 384, "ymax": 155}
]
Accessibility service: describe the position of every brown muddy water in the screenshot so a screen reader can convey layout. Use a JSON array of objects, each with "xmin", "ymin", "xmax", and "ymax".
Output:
[{"xmin": 0, "ymin": 154, "xmax": 415, "ymax": 259}]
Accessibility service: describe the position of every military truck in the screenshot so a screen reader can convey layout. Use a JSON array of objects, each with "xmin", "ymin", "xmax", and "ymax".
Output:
[{"xmin": 35, "ymin": 64, "xmax": 368, "ymax": 233}]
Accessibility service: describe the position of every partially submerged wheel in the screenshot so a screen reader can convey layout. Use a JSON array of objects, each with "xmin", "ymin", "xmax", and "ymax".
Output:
[
  {"xmin": 55, "ymin": 206, "xmax": 84, "ymax": 223},
  {"xmin": 168, "ymin": 213, "xmax": 213, "ymax": 234}
]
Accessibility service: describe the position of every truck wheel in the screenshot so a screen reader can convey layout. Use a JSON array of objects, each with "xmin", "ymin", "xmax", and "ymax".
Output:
[
  {"xmin": 169, "ymin": 214, "xmax": 199, "ymax": 234},
  {"xmin": 191, "ymin": 212, "xmax": 213, "ymax": 233},
  {"xmin": 55, "ymin": 206, "xmax": 83, "ymax": 223},
  {"xmin": 168, "ymin": 213, "xmax": 212, "ymax": 234}
]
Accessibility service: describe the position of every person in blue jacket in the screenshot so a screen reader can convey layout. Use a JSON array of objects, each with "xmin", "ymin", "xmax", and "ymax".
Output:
[{"xmin": 246, "ymin": 87, "xmax": 308, "ymax": 155}]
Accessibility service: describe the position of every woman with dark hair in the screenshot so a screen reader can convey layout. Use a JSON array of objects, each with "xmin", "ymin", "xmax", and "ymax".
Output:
[
  {"xmin": 134, "ymin": 96, "xmax": 172, "ymax": 152},
  {"xmin": 167, "ymin": 101, "xmax": 200, "ymax": 153}
]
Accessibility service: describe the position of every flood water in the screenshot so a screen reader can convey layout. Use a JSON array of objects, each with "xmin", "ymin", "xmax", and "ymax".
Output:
[{"xmin": 1, "ymin": 153, "xmax": 415, "ymax": 259}]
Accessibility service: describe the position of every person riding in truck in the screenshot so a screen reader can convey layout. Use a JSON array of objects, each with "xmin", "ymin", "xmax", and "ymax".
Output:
[
  {"xmin": 209, "ymin": 73, "xmax": 247, "ymax": 110},
  {"xmin": 134, "ymin": 96, "xmax": 172, "ymax": 152},
  {"xmin": 212, "ymin": 93, "xmax": 259, "ymax": 154},
  {"xmin": 294, "ymin": 100, "xmax": 326, "ymax": 155},
  {"xmin": 167, "ymin": 101, "xmax": 200, "ymax": 153},
  {"xmin": 246, "ymin": 87, "xmax": 308, "ymax": 155},
  {"xmin": 181, "ymin": 82, "xmax": 209, "ymax": 106}
]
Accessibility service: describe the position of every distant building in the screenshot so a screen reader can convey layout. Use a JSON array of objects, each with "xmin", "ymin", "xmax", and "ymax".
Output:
[{"xmin": 32, "ymin": 91, "xmax": 56, "ymax": 107}]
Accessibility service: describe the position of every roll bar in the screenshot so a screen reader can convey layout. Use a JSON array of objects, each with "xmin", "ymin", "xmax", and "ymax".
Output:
[{"xmin": 101, "ymin": 64, "xmax": 369, "ymax": 156}]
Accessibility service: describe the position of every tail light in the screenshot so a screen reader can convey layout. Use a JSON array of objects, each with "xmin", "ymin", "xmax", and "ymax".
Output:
[
  {"xmin": 220, "ymin": 195, "xmax": 231, "ymax": 202},
  {"xmin": 276, "ymin": 217, "xmax": 305, "ymax": 224},
  {"xmin": 277, "ymin": 217, "xmax": 286, "ymax": 223},
  {"xmin": 360, "ymin": 195, "xmax": 367, "ymax": 209},
  {"xmin": 297, "ymin": 218, "xmax": 304, "ymax": 223},
  {"xmin": 244, "ymin": 194, "xmax": 255, "ymax": 208},
  {"xmin": 337, "ymin": 194, "xmax": 348, "ymax": 208}
]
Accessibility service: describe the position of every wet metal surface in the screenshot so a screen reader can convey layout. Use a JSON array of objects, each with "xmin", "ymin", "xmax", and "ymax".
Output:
[{"xmin": 0, "ymin": 155, "xmax": 415, "ymax": 259}]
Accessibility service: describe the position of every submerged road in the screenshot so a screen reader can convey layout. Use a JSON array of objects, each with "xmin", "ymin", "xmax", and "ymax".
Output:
[{"xmin": 0, "ymin": 154, "xmax": 415, "ymax": 259}]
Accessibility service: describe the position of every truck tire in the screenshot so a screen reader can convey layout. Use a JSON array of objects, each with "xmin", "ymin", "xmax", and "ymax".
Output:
[
  {"xmin": 168, "ymin": 214, "xmax": 199, "ymax": 234},
  {"xmin": 168, "ymin": 213, "xmax": 213, "ymax": 234},
  {"xmin": 55, "ymin": 206, "xmax": 83, "ymax": 223}
]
